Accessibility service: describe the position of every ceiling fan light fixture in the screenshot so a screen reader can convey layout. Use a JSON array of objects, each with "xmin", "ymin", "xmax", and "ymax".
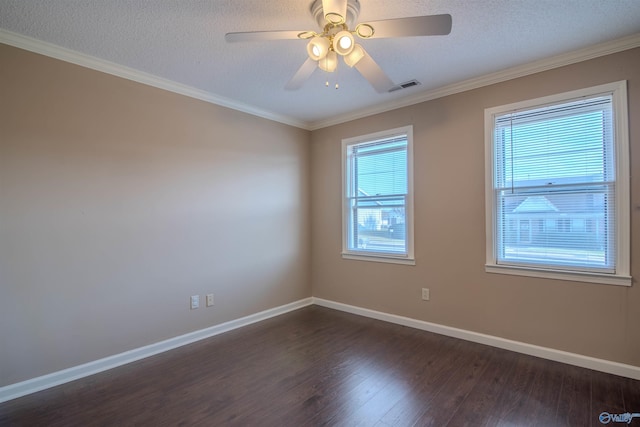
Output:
[
  {"xmin": 333, "ymin": 30, "xmax": 354, "ymax": 56},
  {"xmin": 307, "ymin": 36, "xmax": 330, "ymax": 61},
  {"xmin": 227, "ymin": 0, "xmax": 453, "ymax": 91},
  {"xmin": 344, "ymin": 43, "xmax": 365, "ymax": 67},
  {"xmin": 318, "ymin": 50, "xmax": 338, "ymax": 72}
]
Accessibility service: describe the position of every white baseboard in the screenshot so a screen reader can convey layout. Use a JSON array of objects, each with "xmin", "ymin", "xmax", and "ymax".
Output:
[
  {"xmin": 3, "ymin": 295, "xmax": 638, "ymax": 403},
  {"xmin": 0, "ymin": 297, "xmax": 314, "ymax": 403},
  {"xmin": 312, "ymin": 297, "xmax": 640, "ymax": 381}
]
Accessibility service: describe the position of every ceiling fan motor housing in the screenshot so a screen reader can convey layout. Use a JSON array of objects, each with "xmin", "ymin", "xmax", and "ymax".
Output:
[{"xmin": 310, "ymin": 0, "xmax": 361, "ymax": 28}]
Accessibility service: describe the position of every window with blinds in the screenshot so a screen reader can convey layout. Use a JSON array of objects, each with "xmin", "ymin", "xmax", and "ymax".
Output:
[
  {"xmin": 342, "ymin": 126, "xmax": 414, "ymax": 263},
  {"xmin": 485, "ymin": 81, "xmax": 630, "ymax": 285}
]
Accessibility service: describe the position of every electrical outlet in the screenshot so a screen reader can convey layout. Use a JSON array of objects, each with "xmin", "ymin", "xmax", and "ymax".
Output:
[
  {"xmin": 206, "ymin": 293, "xmax": 214, "ymax": 307},
  {"xmin": 421, "ymin": 288, "xmax": 430, "ymax": 301},
  {"xmin": 190, "ymin": 295, "xmax": 199, "ymax": 310}
]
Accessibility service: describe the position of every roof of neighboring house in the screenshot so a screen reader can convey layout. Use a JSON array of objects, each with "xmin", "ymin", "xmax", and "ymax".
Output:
[
  {"xmin": 513, "ymin": 196, "xmax": 558, "ymax": 213},
  {"xmin": 505, "ymin": 193, "xmax": 605, "ymax": 215}
]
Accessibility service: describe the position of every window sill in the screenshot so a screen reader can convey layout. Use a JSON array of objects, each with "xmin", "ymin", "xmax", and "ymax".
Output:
[
  {"xmin": 342, "ymin": 253, "xmax": 416, "ymax": 266},
  {"xmin": 485, "ymin": 264, "xmax": 631, "ymax": 286}
]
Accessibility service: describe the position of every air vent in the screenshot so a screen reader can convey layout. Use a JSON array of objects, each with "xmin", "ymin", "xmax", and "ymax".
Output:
[{"xmin": 388, "ymin": 79, "xmax": 421, "ymax": 93}]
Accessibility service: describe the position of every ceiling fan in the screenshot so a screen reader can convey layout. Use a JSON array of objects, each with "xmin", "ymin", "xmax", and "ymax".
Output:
[{"xmin": 225, "ymin": 0, "xmax": 452, "ymax": 92}]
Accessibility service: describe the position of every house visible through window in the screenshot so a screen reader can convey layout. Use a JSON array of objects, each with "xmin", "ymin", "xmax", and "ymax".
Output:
[
  {"xmin": 485, "ymin": 81, "xmax": 630, "ymax": 286},
  {"xmin": 342, "ymin": 126, "xmax": 414, "ymax": 264}
]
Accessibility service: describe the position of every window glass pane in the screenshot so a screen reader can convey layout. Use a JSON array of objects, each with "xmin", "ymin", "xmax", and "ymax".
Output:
[
  {"xmin": 353, "ymin": 204, "xmax": 406, "ymax": 253},
  {"xmin": 498, "ymin": 189, "xmax": 613, "ymax": 270},
  {"xmin": 353, "ymin": 145, "xmax": 407, "ymax": 197},
  {"xmin": 493, "ymin": 96, "xmax": 615, "ymax": 272},
  {"xmin": 495, "ymin": 98, "xmax": 612, "ymax": 189},
  {"xmin": 345, "ymin": 135, "xmax": 409, "ymax": 257}
]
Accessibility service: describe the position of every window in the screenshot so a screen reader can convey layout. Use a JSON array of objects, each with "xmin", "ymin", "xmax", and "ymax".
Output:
[
  {"xmin": 485, "ymin": 81, "xmax": 630, "ymax": 286},
  {"xmin": 342, "ymin": 126, "xmax": 414, "ymax": 264}
]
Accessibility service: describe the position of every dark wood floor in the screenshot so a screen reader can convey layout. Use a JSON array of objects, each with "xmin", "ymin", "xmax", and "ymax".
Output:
[{"xmin": 1, "ymin": 306, "xmax": 638, "ymax": 426}]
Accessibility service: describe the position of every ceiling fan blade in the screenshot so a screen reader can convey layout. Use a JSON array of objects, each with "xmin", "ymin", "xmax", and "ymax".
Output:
[
  {"xmin": 322, "ymin": 0, "xmax": 348, "ymax": 23},
  {"xmin": 353, "ymin": 50, "xmax": 394, "ymax": 93},
  {"xmin": 285, "ymin": 58, "xmax": 318, "ymax": 90},
  {"xmin": 225, "ymin": 30, "xmax": 303, "ymax": 43},
  {"xmin": 361, "ymin": 14, "xmax": 452, "ymax": 39}
]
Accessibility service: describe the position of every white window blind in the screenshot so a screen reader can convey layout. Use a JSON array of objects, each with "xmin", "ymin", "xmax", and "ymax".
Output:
[
  {"xmin": 493, "ymin": 95, "xmax": 615, "ymax": 272},
  {"xmin": 343, "ymin": 127, "xmax": 413, "ymax": 262}
]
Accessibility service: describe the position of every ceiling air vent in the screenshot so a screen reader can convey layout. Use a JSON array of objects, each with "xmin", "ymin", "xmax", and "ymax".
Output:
[{"xmin": 388, "ymin": 79, "xmax": 421, "ymax": 93}]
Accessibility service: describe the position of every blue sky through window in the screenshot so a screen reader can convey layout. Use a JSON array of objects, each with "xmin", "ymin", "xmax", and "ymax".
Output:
[
  {"xmin": 496, "ymin": 97, "xmax": 611, "ymax": 189},
  {"xmin": 354, "ymin": 139, "xmax": 407, "ymax": 199}
]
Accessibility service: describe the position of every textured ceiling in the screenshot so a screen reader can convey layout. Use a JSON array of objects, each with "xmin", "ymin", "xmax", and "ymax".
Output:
[{"xmin": 1, "ymin": 0, "xmax": 639, "ymax": 129}]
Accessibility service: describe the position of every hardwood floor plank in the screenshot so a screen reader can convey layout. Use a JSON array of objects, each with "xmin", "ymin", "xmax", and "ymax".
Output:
[
  {"xmin": 555, "ymin": 364, "xmax": 592, "ymax": 427},
  {"xmin": 513, "ymin": 357, "xmax": 565, "ymax": 427},
  {"xmin": 410, "ymin": 341, "xmax": 495, "ymax": 426},
  {"xmin": 444, "ymin": 347, "xmax": 519, "ymax": 427},
  {"xmin": 0, "ymin": 306, "xmax": 636, "ymax": 427},
  {"xmin": 622, "ymin": 377, "xmax": 640, "ymax": 412},
  {"xmin": 188, "ymin": 310, "xmax": 372, "ymax": 425},
  {"xmin": 375, "ymin": 338, "xmax": 470, "ymax": 426},
  {"xmin": 492, "ymin": 354, "xmax": 540, "ymax": 423},
  {"xmin": 343, "ymin": 331, "xmax": 459, "ymax": 427},
  {"xmin": 486, "ymin": 355, "xmax": 565, "ymax": 427},
  {"xmin": 591, "ymin": 370, "xmax": 626, "ymax": 426},
  {"xmin": 319, "ymin": 328, "xmax": 430, "ymax": 426},
  {"xmin": 281, "ymin": 324, "xmax": 431, "ymax": 426}
]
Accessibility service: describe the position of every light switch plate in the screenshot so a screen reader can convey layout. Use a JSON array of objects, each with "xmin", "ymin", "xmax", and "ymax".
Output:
[{"xmin": 190, "ymin": 295, "xmax": 199, "ymax": 309}]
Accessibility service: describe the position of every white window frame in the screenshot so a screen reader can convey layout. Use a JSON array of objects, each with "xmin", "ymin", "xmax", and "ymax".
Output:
[
  {"xmin": 342, "ymin": 126, "xmax": 415, "ymax": 265},
  {"xmin": 484, "ymin": 81, "xmax": 631, "ymax": 286}
]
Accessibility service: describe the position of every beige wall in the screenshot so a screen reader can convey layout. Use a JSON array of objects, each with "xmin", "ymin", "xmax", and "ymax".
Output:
[
  {"xmin": 0, "ymin": 44, "xmax": 311, "ymax": 386},
  {"xmin": 311, "ymin": 48, "xmax": 640, "ymax": 367},
  {"xmin": 2, "ymin": 42, "xmax": 638, "ymax": 389}
]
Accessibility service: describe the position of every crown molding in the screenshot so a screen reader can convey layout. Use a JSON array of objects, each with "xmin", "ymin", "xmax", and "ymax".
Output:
[
  {"xmin": 308, "ymin": 32, "xmax": 640, "ymax": 130},
  {"xmin": 2, "ymin": 28, "xmax": 638, "ymax": 132},
  {"xmin": 0, "ymin": 29, "xmax": 310, "ymax": 130}
]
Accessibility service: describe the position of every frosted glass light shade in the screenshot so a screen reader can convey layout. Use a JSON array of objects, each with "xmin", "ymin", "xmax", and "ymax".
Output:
[
  {"xmin": 333, "ymin": 30, "xmax": 354, "ymax": 56},
  {"xmin": 318, "ymin": 51, "xmax": 338, "ymax": 72},
  {"xmin": 307, "ymin": 37, "xmax": 330, "ymax": 61},
  {"xmin": 344, "ymin": 44, "xmax": 365, "ymax": 67}
]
